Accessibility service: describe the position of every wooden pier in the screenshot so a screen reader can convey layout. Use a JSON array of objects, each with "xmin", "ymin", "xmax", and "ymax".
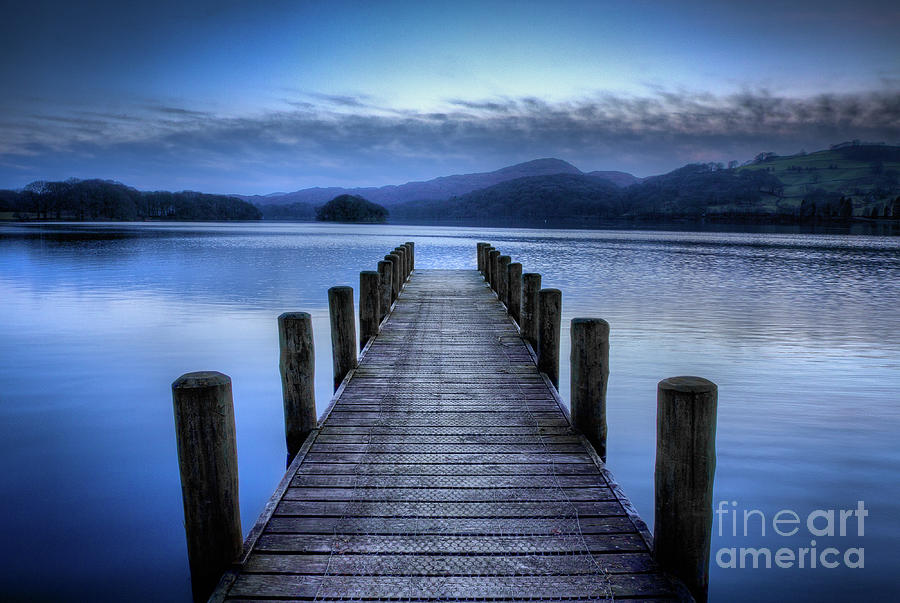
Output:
[{"xmin": 174, "ymin": 242, "xmax": 716, "ymax": 603}]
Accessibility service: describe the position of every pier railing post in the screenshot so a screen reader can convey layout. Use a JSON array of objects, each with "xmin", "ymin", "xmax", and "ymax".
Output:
[
  {"xmin": 484, "ymin": 246, "xmax": 494, "ymax": 284},
  {"xmin": 508, "ymin": 262, "xmax": 522, "ymax": 325},
  {"xmin": 394, "ymin": 247, "xmax": 407, "ymax": 285},
  {"xmin": 537, "ymin": 288, "xmax": 561, "ymax": 388},
  {"xmin": 277, "ymin": 313, "xmax": 317, "ymax": 458},
  {"xmin": 405, "ymin": 241, "xmax": 415, "ymax": 272},
  {"xmin": 377, "ymin": 260, "xmax": 393, "ymax": 321},
  {"xmin": 489, "ymin": 249, "xmax": 500, "ymax": 293},
  {"xmin": 570, "ymin": 318, "xmax": 609, "ymax": 460},
  {"xmin": 385, "ymin": 254, "xmax": 400, "ymax": 303},
  {"xmin": 498, "ymin": 255, "xmax": 511, "ymax": 309},
  {"xmin": 654, "ymin": 376, "xmax": 718, "ymax": 603},
  {"xmin": 400, "ymin": 246, "xmax": 409, "ymax": 281},
  {"xmin": 328, "ymin": 286, "xmax": 357, "ymax": 391},
  {"xmin": 172, "ymin": 371, "xmax": 242, "ymax": 603},
  {"xmin": 359, "ymin": 271, "xmax": 380, "ymax": 350},
  {"xmin": 477, "ymin": 242, "xmax": 488, "ymax": 272},
  {"xmin": 521, "ymin": 273, "xmax": 541, "ymax": 349}
]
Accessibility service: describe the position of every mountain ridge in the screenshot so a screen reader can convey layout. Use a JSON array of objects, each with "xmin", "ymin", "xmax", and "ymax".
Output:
[{"xmin": 239, "ymin": 158, "xmax": 634, "ymax": 207}]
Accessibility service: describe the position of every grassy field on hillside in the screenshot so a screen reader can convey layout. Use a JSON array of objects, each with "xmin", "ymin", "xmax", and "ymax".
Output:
[{"xmin": 738, "ymin": 147, "xmax": 900, "ymax": 214}]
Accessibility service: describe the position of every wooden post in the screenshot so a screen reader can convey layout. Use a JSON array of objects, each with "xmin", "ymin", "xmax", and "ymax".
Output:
[
  {"xmin": 277, "ymin": 313, "xmax": 316, "ymax": 458},
  {"xmin": 498, "ymin": 255, "xmax": 511, "ymax": 309},
  {"xmin": 477, "ymin": 242, "xmax": 488, "ymax": 272},
  {"xmin": 385, "ymin": 253, "xmax": 400, "ymax": 303},
  {"xmin": 172, "ymin": 371, "xmax": 242, "ymax": 602},
  {"xmin": 654, "ymin": 376, "xmax": 718, "ymax": 603},
  {"xmin": 570, "ymin": 318, "xmax": 609, "ymax": 460},
  {"xmin": 484, "ymin": 246, "xmax": 494, "ymax": 283},
  {"xmin": 537, "ymin": 288, "xmax": 561, "ymax": 388},
  {"xmin": 328, "ymin": 286, "xmax": 357, "ymax": 391},
  {"xmin": 393, "ymin": 247, "xmax": 407, "ymax": 285},
  {"xmin": 403, "ymin": 243, "xmax": 412, "ymax": 276},
  {"xmin": 359, "ymin": 271, "xmax": 380, "ymax": 350},
  {"xmin": 377, "ymin": 260, "xmax": 393, "ymax": 321},
  {"xmin": 405, "ymin": 241, "xmax": 415, "ymax": 271},
  {"xmin": 399, "ymin": 247, "xmax": 409, "ymax": 281},
  {"xmin": 521, "ymin": 273, "xmax": 542, "ymax": 348},
  {"xmin": 507, "ymin": 262, "xmax": 522, "ymax": 325},
  {"xmin": 489, "ymin": 249, "xmax": 500, "ymax": 293},
  {"xmin": 398, "ymin": 246, "xmax": 409, "ymax": 281}
]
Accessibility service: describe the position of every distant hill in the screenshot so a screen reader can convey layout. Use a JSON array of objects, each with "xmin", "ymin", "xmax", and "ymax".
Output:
[
  {"xmin": 315, "ymin": 194, "xmax": 388, "ymax": 223},
  {"xmin": 585, "ymin": 170, "xmax": 642, "ymax": 187},
  {"xmin": 737, "ymin": 144, "xmax": 900, "ymax": 216},
  {"xmin": 240, "ymin": 158, "xmax": 594, "ymax": 207},
  {"xmin": 391, "ymin": 167, "xmax": 780, "ymax": 221},
  {"xmin": 392, "ymin": 173, "xmax": 623, "ymax": 220},
  {"xmin": 393, "ymin": 144, "xmax": 900, "ymax": 222}
]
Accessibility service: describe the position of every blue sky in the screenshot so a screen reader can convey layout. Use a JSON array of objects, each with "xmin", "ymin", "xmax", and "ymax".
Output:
[{"xmin": 1, "ymin": 0, "xmax": 898, "ymax": 193}]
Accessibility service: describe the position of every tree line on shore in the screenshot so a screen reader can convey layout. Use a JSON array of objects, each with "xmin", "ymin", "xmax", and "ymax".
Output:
[{"xmin": 0, "ymin": 179, "xmax": 262, "ymax": 221}]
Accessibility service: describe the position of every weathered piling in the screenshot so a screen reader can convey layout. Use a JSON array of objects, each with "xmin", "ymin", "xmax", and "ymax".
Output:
[
  {"xmin": 537, "ymin": 288, "xmax": 562, "ymax": 388},
  {"xmin": 400, "ymin": 246, "xmax": 409, "ymax": 280},
  {"xmin": 521, "ymin": 273, "xmax": 542, "ymax": 348},
  {"xmin": 401, "ymin": 245, "xmax": 410, "ymax": 280},
  {"xmin": 654, "ymin": 376, "xmax": 718, "ymax": 603},
  {"xmin": 172, "ymin": 371, "xmax": 242, "ymax": 602},
  {"xmin": 398, "ymin": 247, "xmax": 409, "ymax": 281},
  {"xmin": 277, "ymin": 313, "xmax": 316, "ymax": 458},
  {"xmin": 489, "ymin": 249, "xmax": 500, "ymax": 293},
  {"xmin": 377, "ymin": 260, "xmax": 393, "ymax": 321},
  {"xmin": 570, "ymin": 318, "xmax": 610, "ymax": 460},
  {"xmin": 507, "ymin": 262, "xmax": 523, "ymax": 325},
  {"xmin": 328, "ymin": 286, "xmax": 357, "ymax": 391},
  {"xmin": 385, "ymin": 253, "xmax": 400, "ymax": 302},
  {"xmin": 405, "ymin": 241, "xmax": 415, "ymax": 271},
  {"xmin": 394, "ymin": 247, "xmax": 407, "ymax": 284},
  {"xmin": 484, "ymin": 246, "xmax": 495, "ymax": 283},
  {"xmin": 477, "ymin": 242, "xmax": 488, "ymax": 272},
  {"xmin": 498, "ymin": 255, "xmax": 511, "ymax": 308},
  {"xmin": 359, "ymin": 271, "xmax": 381, "ymax": 350}
]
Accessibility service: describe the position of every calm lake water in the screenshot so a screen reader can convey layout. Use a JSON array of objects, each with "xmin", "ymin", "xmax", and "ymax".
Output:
[{"xmin": 1, "ymin": 222, "xmax": 898, "ymax": 602}]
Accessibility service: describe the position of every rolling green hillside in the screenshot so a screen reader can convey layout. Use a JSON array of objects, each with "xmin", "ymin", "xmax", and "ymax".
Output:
[{"xmin": 738, "ymin": 144, "xmax": 900, "ymax": 216}]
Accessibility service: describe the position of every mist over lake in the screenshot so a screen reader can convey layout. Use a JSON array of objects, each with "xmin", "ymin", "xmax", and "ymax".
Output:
[{"xmin": 0, "ymin": 222, "xmax": 898, "ymax": 601}]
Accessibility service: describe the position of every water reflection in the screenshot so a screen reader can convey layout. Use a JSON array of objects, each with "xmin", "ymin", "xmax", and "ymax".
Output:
[{"xmin": 0, "ymin": 222, "xmax": 898, "ymax": 601}]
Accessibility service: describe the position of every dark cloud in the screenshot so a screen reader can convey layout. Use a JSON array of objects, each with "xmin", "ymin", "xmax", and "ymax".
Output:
[
  {"xmin": 1, "ymin": 88, "xmax": 898, "ymax": 193},
  {"xmin": 306, "ymin": 93, "xmax": 372, "ymax": 108},
  {"xmin": 145, "ymin": 105, "xmax": 213, "ymax": 118}
]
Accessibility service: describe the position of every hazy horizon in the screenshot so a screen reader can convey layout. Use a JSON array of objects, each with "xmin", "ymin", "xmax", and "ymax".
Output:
[{"xmin": 2, "ymin": 0, "xmax": 898, "ymax": 194}]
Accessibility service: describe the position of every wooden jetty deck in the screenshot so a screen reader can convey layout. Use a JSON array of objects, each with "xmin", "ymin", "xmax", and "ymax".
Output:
[{"xmin": 209, "ymin": 269, "xmax": 686, "ymax": 602}]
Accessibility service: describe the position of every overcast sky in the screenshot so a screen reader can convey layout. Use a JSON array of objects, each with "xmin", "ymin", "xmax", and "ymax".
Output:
[{"xmin": 1, "ymin": 0, "xmax": 898, "ymax": 194}]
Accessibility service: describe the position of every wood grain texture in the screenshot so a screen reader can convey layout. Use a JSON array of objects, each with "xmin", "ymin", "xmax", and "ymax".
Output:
[
  {"xmin": 172, "ymin": 372, "xmax": 242, "ymax": 602},
  {"xmin": 277, "ymin": 313, "xmax": 316, "ymax": 457},
  {"xmin": 214, "ymin": 270, "xmax": 685, "ymax": 602}
]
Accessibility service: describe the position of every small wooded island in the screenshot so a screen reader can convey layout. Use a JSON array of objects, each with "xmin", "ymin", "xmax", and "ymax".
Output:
[{"xmin": 315, "ymin": 194, "xmax": 389, "ymax": 223}]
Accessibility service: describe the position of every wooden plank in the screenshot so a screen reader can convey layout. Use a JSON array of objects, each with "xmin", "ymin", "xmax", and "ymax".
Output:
[
  {"xmin": 274, "ymin": 500, "xmax": 626, "ymax": 518},
  {"xmin": 290, "ymin": 473, "xmax": 599, "ymax": 487},
  {"xmin": 253, "ymin": 533, "xmax": 648, "ymax": 554},
  {"xmin": 293, "ymin": 462, "xmax": 603, "ymax": 475},
  {"xmin": 265, "ymin": 516, "xmax": 638, "ymax": 535},
  {"xmin": 280, "ymin": 485, "xmax": 615, "ymax": 502},
  {"xmin": 228, "ymin": 573, "xmax": 674, "ymax": 599},
  {"xmin": 242, "ymin": 551, "xmax": 659, "ymax": 574}
]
